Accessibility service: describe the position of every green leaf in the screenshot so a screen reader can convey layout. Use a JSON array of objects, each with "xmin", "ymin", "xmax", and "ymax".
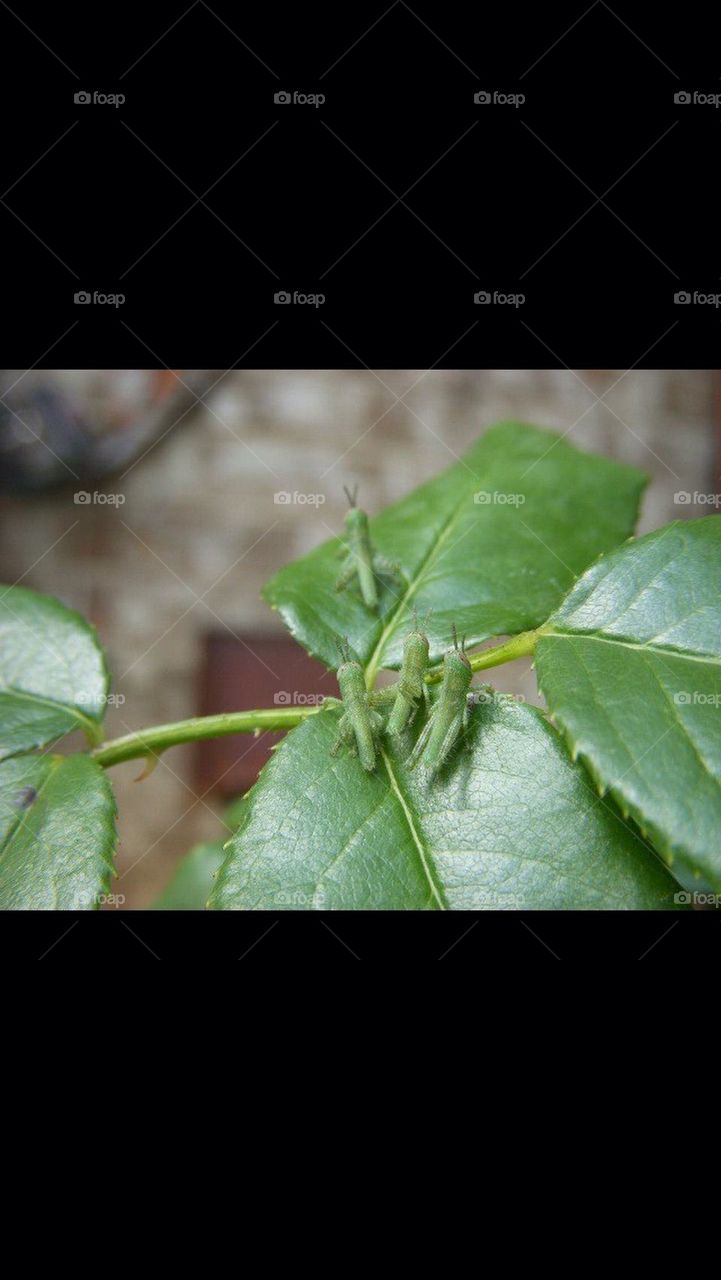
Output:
[
  {"xmin": 0, "ymin": 585, "xmax": 109, "ymax": 760},
  {"xmin": 152, "ymin": 841, "xmax": 226, "ymax": 910},
  {"xmin": 535, "ymin": 517, "xmax": 721, "ymax": 891},
  {"xmin": 0, "ymin": 753, "xmax": 117, "ymax": 909},
  {"xmin": 151, "ymin": 794, "xmax": 246, "ymax": 909},
  {"xmin": 153, "ymin": 839, "xmax": 226, "ymax": 911},
  {"xmin": 209, "ymin": 698, "xmax": 682, "ymax": 911},
  {"xmin": 263, "ymin": 421, "xmax": 646, "ymax": 675}
]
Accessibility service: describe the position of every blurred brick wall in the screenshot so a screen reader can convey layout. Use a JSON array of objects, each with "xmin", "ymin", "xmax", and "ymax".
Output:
[{"xmin": 0, "ymin": 369, "xmax": 717, "ymax": 906}]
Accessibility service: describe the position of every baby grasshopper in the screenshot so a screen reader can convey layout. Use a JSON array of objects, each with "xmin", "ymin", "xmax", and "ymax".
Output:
[
  {"xmin": 386, "ymin": 612, "xmax": 431, "ymax": 737},
  {"xmin": 408, "ymin": 626, "xmax": 475, "ymax": 775},
  {"xmin": 335, "ymin": 485, "xmax": 404, "ymax": 612},
  {"xmin": 328, "ymin": 638, "xmax": 385, "ymax": 772}
]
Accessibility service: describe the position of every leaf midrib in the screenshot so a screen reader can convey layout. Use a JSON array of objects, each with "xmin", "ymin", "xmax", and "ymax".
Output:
[
  {"xmin": 544, "ymin": 629, "xmax": 721, "ymax": 666},
  {"xmin": 0, "ymin": 685, "xmax": 102, "ymax": 741},
  {"xmin": 380, "ymin": 746, "xmax": 448, "ymax": 910},
  {"xmin": 365, "ymin": 484, "xmax": 475, "ymax": 685},
  {"xmin": 0, "ymin": 756, "xmax": 60, "ymax": 863}
]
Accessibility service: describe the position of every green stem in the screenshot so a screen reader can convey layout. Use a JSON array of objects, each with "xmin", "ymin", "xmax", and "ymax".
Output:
[
  {"xmin": 92, "ymin": 630, "xmax": 541, "ymax": 769},
  {"xmin": 425, "ymin": 628, "xmax": 540, "ymax": 685},
  {"xmin": 92, "ymin": 706, "xmax": 322, "ymax": 769}
]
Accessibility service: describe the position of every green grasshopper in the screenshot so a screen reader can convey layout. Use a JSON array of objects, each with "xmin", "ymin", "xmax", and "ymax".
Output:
[
  {"xmin": 385, "ymin": 612, "xmax": 431, "ymax": 737},
  {"xmin": 408, "ymin": 627, "xmax": 475, "ymax": 775},
  {"xmin": 327, "ymin": 638, "xmax": 386, "ymax": 772},
  {"xmin": 335, "ymin": 485, "xmax": 404, "ymax": 612}
]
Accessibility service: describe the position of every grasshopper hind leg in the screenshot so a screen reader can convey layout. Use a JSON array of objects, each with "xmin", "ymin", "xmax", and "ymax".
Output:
[
  {"xmin": 430, "ymin": 710, "xmax": 465, "ymax": 775},
  {"xmin": 330, "ymin": 712, "xmax": 355, "ymax": 757},
  {"xmin": 372, "ymin": 551, "xmax": 405, "ymax": 589},
  {"xmin": 335, "ymin": 556, "xmax": 357, "ymax": 592},
  {"xmin": 407, "ymin": 704, "xmax": 437, "ymax": 769}
]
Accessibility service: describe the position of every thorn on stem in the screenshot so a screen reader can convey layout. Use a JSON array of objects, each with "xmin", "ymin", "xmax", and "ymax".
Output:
[{"xmin": 134, "ymin": 754, "xmax": 158, "ymax": 782}]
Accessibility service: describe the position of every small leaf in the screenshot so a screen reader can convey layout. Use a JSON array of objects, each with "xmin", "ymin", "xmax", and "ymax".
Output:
[
  {"xmin": 535, "ymin": 517, "xmax": 721, "ymax": 890},
  {"xmin": 0, "ymin": 753, "xmax": 117, "ymax": 909},
  {"xmin": 0, "ymin": 584, "xmax": 109, "ymax": 759},
  {"xmin": 152, "ymin": 842, "xmax": 226, "ymax": 910},
  {"xmin": 151, "ymin": 795, "xmax": 246, "ymax": 909},
  {"xmin": 263, "ymin": 421, "xmax": 646, "ymax": 673},
  {"xmin": 209, "ymin": 699, "xmax": 682, "ymax": 911}
]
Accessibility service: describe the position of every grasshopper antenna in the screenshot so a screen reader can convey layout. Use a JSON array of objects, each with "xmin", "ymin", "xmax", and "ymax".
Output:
[{"xmin": 343, "ymin": 484, "xmax": 358, "ymax": 508}]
